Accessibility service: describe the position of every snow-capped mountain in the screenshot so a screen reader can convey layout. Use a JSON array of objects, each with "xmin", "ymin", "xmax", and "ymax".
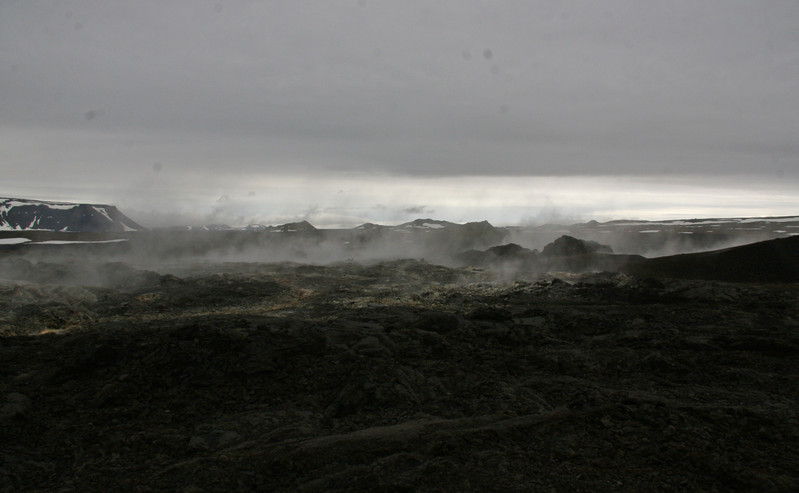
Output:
[
  {"xmin": 0, "ymin": 198, "xmax": 144, "ymax": 232},
  {"xmin": 393, "ymin": 219, "xmax": 457, "ymax": 231},
  {"xmin": 255, "ymin": 220, "xmax": 318, "ymax": 233},
  {"xmin": 600, "ymin": 216, "xmax": 799, "ymax": 226}
]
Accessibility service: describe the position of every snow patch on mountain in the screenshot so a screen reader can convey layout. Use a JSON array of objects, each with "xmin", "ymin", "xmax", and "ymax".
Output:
[
  {"xmin": 92, "ymin": 206, "xmax": 113, "ymax": 223},
  {"xmin": 393, "ymin": 219, "xmax": 457, "ymax": 231}
]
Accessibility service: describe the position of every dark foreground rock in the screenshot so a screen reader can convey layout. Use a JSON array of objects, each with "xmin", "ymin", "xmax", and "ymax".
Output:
[
  {"xmin": 540, "ymin": 235, "xmax": 613, "ymax": 256},
  {"xmin": 1, "ymin": 260, "xmax": 798, "ymax": 491},
  {"xmin": 626, "ymin": 235, "xmax": 799, "ymax": 283}
]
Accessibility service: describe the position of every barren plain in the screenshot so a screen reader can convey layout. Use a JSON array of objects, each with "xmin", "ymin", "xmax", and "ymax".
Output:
[{"xmin": 1, "ymin": 230, "xmax": 798, "ymax": 492}]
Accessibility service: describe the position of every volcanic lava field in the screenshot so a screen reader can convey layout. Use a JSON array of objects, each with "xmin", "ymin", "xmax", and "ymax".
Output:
[{"xmin": 1, "ymin": 231, "xmax": 799, "ymax": 492}]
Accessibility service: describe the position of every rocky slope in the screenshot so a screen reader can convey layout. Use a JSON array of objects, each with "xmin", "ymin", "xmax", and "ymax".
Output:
[
  {"xmin": 456, "ymin": 235, "xmax": 799, "ymax": 283},
  {"xmin": 625, "ymin": 235, "xmax": 799, "ymax": 283}
]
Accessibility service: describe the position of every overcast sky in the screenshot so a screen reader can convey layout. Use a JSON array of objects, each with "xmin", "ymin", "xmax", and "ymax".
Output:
[{"xmin": 2, "ymin": 1, "xmax": 798, "ymax": 227}]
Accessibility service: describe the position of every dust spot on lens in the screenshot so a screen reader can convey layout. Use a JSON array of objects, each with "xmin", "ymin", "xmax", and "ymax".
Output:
[{"xmin": 84, "ymin": 109, "xmax": 104, "ymax": 120}]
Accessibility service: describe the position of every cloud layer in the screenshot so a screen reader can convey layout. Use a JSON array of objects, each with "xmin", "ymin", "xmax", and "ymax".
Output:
[{"xmin": 2, "ymin": 1, "xmax": 798, "ymax": 226}]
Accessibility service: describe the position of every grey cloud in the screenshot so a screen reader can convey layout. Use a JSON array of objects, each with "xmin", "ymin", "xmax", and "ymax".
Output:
[
  {"xmin": 402, "ymin": 206, "xmax": 434, "ymax": 215},
  {"xmin": 1, "ymin": 1, "xmax": 798, "ymax": 224}
]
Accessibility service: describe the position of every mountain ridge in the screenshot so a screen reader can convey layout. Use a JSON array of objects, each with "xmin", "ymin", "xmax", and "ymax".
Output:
[{"xmin": 0, "ymin": 198, "xmax": 144, "ymax": 233}]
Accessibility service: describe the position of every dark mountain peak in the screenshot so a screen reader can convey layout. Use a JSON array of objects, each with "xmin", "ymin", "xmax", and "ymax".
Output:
[
  {"xmin": 460, "ymin": 220, "xmax": 497, "ymax": 231},
  {"xmin": 542, "ymin": 235, "xmax": 613, "ymax": 257},
  {"xmin": 279, "ymin": 220, "xmax": 316, "ymax": 232},
  {"xmin": 455, "ymin": 242, "xmax": 536, "ymax": 267},
  {"xmin": 485, "ymin": 243, "xmax": 530, "ymax": 257}
]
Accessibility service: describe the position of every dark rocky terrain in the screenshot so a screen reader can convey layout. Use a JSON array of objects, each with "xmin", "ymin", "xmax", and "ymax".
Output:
[
  {"xmin": 2, "ymin": 239, "xmax": 799, "ymax": 491},
  {"xmin": 460, "ymin": 236, "xmax": 799, "ymax": 284},
  {"xmin": 624, "ymin": 235, "xmax": 799, "ymax": 283}
]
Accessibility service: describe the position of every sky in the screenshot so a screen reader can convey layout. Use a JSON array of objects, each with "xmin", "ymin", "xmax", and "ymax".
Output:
[{"xmin": 1, "ymin": 0, "xmax": 798, "ymax": 228}]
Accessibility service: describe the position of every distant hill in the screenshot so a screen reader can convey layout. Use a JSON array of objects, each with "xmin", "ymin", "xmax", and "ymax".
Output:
[
  {"xmin": 0, "ymin": 198, "xmax": 144, "ymax": 233},
  {"xmin": 456, "ymin": 236, "xmax": 636, "ymax": 273},
  {"xmin": 506, "ymin": 215, "xmax": 799, "ymax": 256},
  {"xmin": 540, "ymin": 235, "xmax": 613, "ymax": 256},
  {"xmin": 168, "ymin": 220, "xmax": 319, "ymax": 233},
  {"xmin": 455, "ymin": 234, "xmax": 799, "ymax": 282},
  {"xmin": 393, "ymin": 219, "xmax": 458, "ymax": 231},
  {"xmin": 262, "ymin": 220, "xmax": 317, "ymax": 233}
]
